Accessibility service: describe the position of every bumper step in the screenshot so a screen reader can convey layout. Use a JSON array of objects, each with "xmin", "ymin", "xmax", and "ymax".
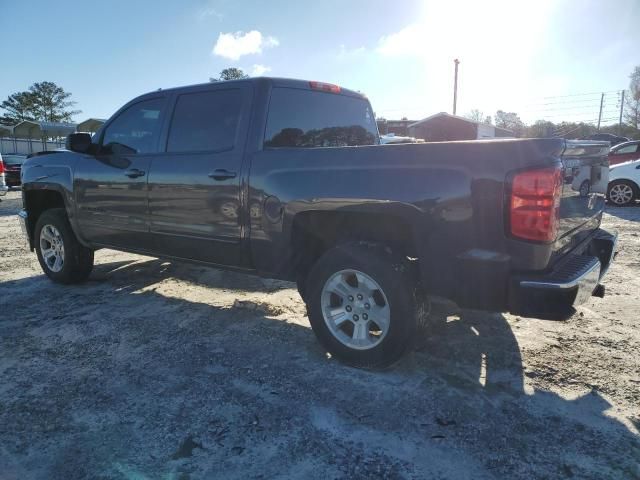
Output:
[{"xmin": 509, "ymin": 228, "xmax": 617, "ymax": 319}]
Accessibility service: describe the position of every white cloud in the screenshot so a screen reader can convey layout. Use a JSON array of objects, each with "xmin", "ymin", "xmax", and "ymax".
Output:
[
  {"xmin": 377, "ymin": 25, "xmax": 424, "ymax": 57},
  {"xmin": 251, "ymin": 64, "xmax": 271, "ymax": 76},
  {"xmin": 338, "ymin": 44, "xmax": 366, "ymax": 59},
  {"xmin": 212, "ymin": 30, "xmax": 279, "ymax": 60},
  {"xmin": 198, "ymin": 6, "xmax": 223, "ymax": 20}
]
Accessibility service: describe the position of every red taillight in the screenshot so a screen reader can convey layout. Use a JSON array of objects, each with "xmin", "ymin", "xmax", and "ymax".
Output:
[
  {"xmin": 309, "ymin": 81, "xmax": 341, "ymax": 93},
  {"xmin": 509, "ymin": 167, "xmax": 562, "ymax": 242},
  {"xmin": 0, "ymin": 160, "xmax": 4, "ymax": 174}
]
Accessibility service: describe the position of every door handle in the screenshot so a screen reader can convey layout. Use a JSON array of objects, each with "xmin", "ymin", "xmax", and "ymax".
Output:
[
  {"xmin": 208, "ymin": 169, "xmax": 237, "ymax": 181},
  {"xmin": 124, "ymin": 168, "xmax": 145, "ymax": 178}
]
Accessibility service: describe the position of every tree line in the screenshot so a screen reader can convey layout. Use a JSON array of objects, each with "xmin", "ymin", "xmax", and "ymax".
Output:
[
  {"xmin": 464, "ymin": 66, "xmax": 640, "ymax": 140},
  {"xmin": 3, "ymin": 66, "xmax": 639, "ymax": 141}
]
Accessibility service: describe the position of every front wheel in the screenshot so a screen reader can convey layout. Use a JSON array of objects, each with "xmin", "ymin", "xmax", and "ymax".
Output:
[
  {"xmin": 607, "ymin": 180, "xmax": 637, "ymax": 206},
  {"xmin": 304, "ymin": 243, "xmax": 421, "ymax": 368},
  {"xmin": 35, "ymin": 208, "xmax": 94, "ymax": 284}
]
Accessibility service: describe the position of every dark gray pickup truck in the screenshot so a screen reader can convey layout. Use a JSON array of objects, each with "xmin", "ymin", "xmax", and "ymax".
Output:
[{"xmin": 18, "ymin": 77, "xmax": 617, "ymax": 366}]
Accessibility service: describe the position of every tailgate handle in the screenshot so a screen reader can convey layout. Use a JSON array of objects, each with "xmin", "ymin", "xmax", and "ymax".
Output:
[{"xmin": 208, "ymin": 169, "xmax": 237, "ymax": 180}]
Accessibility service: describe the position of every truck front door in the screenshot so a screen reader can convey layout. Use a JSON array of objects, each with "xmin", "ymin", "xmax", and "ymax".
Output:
[{"xmin": 74, "ymin": 96, "xmax": 167, "ymax": 250}]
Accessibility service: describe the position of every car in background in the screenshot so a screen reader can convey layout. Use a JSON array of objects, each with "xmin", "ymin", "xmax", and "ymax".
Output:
[
  {"xmin": 0, "ymin": 153, "xmax": 10, "ymax": 199},
  {"xmin": 380, "ymin": 133, "xmax": 422, "ymax": 144},
  {"xmin": 607, "ymin": 159, "xmax": 640, "ymax": 206},
  {"xmin": 0, "ymin": 153, "xmax": 27, "ymax": 187},
  {"xmin": 581, "ymin": 133, "xmax": 630, "ymax": 146},
  {"xmin": 608, "ymin": 140, "xmax": 640, "ymax": 166}
]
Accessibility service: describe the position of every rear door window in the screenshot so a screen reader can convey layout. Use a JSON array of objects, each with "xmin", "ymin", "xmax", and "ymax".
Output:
[
  {"xmin": 101, "ymin": 98, "xmax": 165, "ymax": 154},
  {"xmin": 166, "ymin": 89, "xmax": 242, "ymax": 153},
  {"xmin": 264, "ymin": 87, "xmax": 378, "ymax": 148}
]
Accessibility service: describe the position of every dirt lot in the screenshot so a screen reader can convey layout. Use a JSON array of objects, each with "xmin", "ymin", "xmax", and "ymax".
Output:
[{"xmin": 0, "ymin": 189, "xmax": 639, "ymax": 479}]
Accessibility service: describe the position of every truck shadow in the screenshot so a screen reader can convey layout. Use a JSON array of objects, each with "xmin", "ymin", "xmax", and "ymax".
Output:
[
  {"xmin": 1, "ymin": 257, "xmax": 639, "ymax": 478},
  {"xmin": 88, "ymin": 256, "xmax": 294, "ymax": 294}
]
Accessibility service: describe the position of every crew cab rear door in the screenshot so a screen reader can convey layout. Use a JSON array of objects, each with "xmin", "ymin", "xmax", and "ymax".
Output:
[{"xmin": 147, "ymin": 82, "xmax": 252, "ymax": 266}]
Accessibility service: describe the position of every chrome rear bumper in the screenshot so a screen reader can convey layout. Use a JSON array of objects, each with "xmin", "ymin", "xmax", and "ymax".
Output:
[{"xmin": 509, "ymin": 229, "xmax": 617, "ymax": 318}]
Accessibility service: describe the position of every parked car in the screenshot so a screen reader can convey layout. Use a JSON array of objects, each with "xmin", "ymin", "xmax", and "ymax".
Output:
[
  {"xmin": 607, "ymin": 159, "xmax": 640, "ymax": 206},
  {"xmin": 18, "ymin": 77, "xmax": 617, "ymax": 367},
  {"xmin": 581, "ymin": 133, "xmax": 629, "ymax": 146},
  {"xmin": 0, "ymin": 153, "xmax": 10, "ymax": 200},
  {"xmin": 608, "ymin": 140, "xmax": 640, "ymax": 166},
  {"xmin": 0, "ymin": 153, "xmax": 27, "ymax": 187}
]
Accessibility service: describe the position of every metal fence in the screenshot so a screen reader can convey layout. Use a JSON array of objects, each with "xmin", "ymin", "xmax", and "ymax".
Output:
[{"xmin": 0, "ymin": 137, "xmax": 65, "ymax": 155}]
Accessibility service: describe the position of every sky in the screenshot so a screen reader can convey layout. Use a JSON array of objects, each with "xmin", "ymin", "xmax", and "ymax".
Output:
[{"xmin": 1, "ymin": 0, "xmax": 638, "ymax": 126}]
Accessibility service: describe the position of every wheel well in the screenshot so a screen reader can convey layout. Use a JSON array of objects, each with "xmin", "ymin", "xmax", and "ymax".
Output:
[
  {"xmin": 610, "ymin": 178, "xmax": 640, "ymax": 195},
  {"xmin": 24, "ymin": 190, "xmax": 66, "ymax": 245},
  {"xmin": 290, "ymin": 211, "xmax": 418, "ymax": 280}
]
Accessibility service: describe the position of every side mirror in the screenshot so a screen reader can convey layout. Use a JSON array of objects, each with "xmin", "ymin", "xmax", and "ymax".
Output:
[{"xmin": 66, "ymin": 132, "xmax": 93, "ymax": 153}]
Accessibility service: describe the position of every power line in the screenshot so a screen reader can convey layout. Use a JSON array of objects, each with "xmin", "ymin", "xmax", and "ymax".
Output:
[
  {"xmin": 524, "ymin": 98, "xmax": 608, "ymax": 108},
  {"xmin": 538, "ymin": 89, "xmax": 620, "ymax": 100},
  {"xmin": 377, "ymin": 89, "xmax": 630, "ymax": 123}
]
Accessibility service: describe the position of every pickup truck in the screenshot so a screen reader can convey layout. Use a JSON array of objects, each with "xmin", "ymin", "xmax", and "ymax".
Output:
[{"xmin": 18, "ymin": 77, "xmax": 617, "ymax": 367}]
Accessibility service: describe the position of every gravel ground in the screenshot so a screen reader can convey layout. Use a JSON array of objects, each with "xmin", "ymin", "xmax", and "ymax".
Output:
[{"xmin": 0, "ymin": 189, "xmax": 639, "ymax": 479}]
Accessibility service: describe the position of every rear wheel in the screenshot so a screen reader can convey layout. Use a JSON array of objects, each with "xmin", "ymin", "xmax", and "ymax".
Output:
[
  {"xmin": 607, "ymin": 180, "xmax": 637, "ymax": 206},
  {"xmin": 35, "ymin": 208, "xmax": 94, "ymax": 284},
  {"xmin": 304, "ymin": 242, "xmax": 421, "ymax": 368}
]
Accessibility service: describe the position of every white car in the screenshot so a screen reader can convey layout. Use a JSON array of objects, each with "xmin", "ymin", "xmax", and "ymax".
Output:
[
  {"xmin": 608, "ymin": 159, "xmax": 640, "ymax": 206},
  {"xmin": 380, "ymin": 134, "xmax": 421, "ymax": 144}
]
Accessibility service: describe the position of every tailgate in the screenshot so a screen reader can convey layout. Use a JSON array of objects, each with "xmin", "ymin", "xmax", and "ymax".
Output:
[{"xmin": 557, "ymin": 140, "xmax": 610, "ymax": 242}]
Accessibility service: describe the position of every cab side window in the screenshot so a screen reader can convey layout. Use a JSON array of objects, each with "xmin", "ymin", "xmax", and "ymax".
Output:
[
  {"xmin": 101, "ymin": 98, "xmax": 165, "ymax": 154},
  {"xmin": 166, "ymin": 89, "xmax": 242, "ymax": 153}
]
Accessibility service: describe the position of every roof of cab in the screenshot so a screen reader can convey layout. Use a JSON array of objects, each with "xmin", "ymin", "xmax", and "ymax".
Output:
[{"xmin": 138, "ymin": 77, "xmax": 366, "ymax": 99}]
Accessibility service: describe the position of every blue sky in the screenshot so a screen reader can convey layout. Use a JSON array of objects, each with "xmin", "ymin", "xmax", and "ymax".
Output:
[{"xmin": 2, "ymin": 0, "xmax": 638, "ymax": 125}]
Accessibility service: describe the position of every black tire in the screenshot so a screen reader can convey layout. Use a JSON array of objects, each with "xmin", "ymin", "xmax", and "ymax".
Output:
[
  {"xmin": 607, "ymin": 180, "xmax": 638, "ymax": 206},
  {"xmin": 35, "ymin": 208, "xmax": 94, "ymax": 284},
  {"xmin": 296, "ymin": 276, "xmax": 307, "ymax": 301},
  {"xmin": 305, "ymin": 242, "xmax": 421, "ymax": 368}
]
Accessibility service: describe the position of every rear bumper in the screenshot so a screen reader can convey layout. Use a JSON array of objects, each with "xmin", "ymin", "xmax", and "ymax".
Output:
[
  {"xmin": 5, "ymin": 172, "xmax": 21, "ymax": 186},
  {"xmin": 508, "ymin": 229, "xmax": 617, "ymax": 318}
]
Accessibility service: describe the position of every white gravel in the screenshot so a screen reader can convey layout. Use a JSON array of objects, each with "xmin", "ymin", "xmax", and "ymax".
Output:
[{"xmin": 0, "ymin": 189, "xmax": 639, "ymax": 479}]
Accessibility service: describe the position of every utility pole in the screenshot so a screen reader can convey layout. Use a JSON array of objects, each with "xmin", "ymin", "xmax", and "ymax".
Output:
[
  {"xmin": 597, "ymin": 93, "xmax": 604, "ymax": 132},
  {"xmin": 618, "ymin": 90, "xmax": 625, "ymax": 135},
  {"xmin": 453, "ymin": 59, "xmax": 460, "ymax": 115}
]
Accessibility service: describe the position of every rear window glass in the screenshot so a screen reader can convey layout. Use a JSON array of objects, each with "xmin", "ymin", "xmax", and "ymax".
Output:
[
  {"xmin": 264, "ymin": 87, "xmax": 378, "ymax": 148},
  {"xmin": 2, "ymin": 155, "xmax": 26, "ymax": 165},
  {"xmin": 167, "ymin": 89, "xmax": 242, "ymax": 153}
]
